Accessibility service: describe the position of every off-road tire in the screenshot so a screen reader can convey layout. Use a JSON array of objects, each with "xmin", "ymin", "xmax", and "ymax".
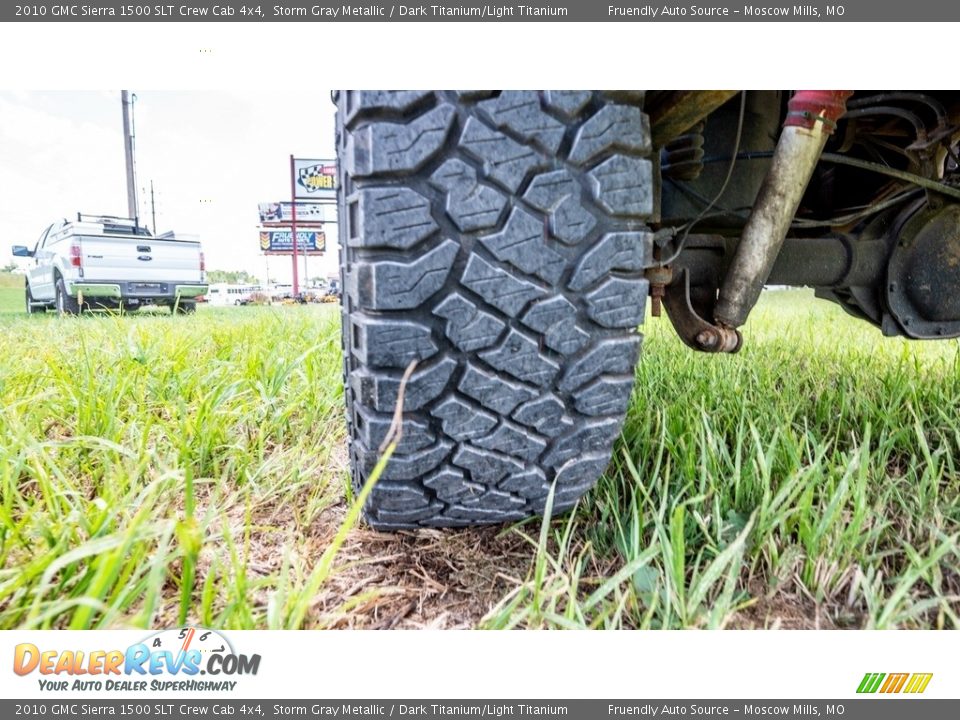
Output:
[
  {"xmin": 55, "ymin": 276, "xmax": 81, "ymax": 315},
  {"xmin": 336, "ymin": 91, "xmax": 654, "ymax": 529}
]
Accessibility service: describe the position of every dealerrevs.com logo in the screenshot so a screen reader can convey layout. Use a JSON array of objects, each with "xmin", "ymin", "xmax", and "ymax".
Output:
[{"xmin": 13, "ymin": 627, "xmax": 260, "ymax": 692}]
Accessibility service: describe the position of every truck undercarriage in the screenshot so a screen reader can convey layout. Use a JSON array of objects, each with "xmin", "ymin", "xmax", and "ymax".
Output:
[{"xmin": 651, "ymin": 90, "xmax": 960, "ymax": 350}]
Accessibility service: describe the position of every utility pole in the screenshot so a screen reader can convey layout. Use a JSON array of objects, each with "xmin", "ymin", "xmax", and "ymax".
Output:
[
  {"xmin": 289, "ymin": 154, "xmax": 299, "ymax": 297},
  {"xmin": 149, "ymin": 180, "xmax": 157, "ymax": 234},
  {"xmin": 121, "ymin": 90, "xmax": 139, "ymax": 222}
]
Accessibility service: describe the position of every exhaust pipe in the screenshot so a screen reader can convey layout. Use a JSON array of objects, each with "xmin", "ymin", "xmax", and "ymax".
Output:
[{"xmin": 714, "ymin": 91, "xmax": 852, "ymax": 329}]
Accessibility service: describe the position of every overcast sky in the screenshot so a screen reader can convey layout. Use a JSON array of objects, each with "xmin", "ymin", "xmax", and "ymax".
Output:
[{"xmin": 0, "ymin": 90, "xmax": 339, "ymax": 283}]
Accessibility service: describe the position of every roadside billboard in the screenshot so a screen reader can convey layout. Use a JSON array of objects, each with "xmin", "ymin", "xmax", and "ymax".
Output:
[
  {"xmin": 259, "ymin": 229, "xmax": 326, "ymax": 254},
  {"xmin": 293, "ymin": 158, "xmax": 337, "ymax": 199},
  {"xmin": 258, "ymin": 201, "xmax": 326, "ymax": 224}
]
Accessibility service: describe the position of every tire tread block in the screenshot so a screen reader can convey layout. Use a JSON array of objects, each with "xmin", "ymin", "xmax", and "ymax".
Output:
[
  {"xmin": 353, "ymin": 239, "xmax": 459, "ymax": 310},
  {"xmin": 424, "ymin": 467, "xmax": 486, "ymax": 503},
  {"xmin": 569, "ymin": 105, "xmax": 651, "ymax": 165},
  {"xmin": 459, "ymin": 117, "xmax": 545, "ymax": 193},
  {"xmin": 349, "ymin": 104, "xmax": 456, "ymax": 177},
  {"xmin": 452, "ymin": 444, "xmax": 525, "ymax": 484},
  {"xmin": 555, "ymin": 453, "xmax": 612, "ymax": 487},
  {"xmin": 357, "ymin": 439, "xmax": 453, "ymax": 481},
  {"xmin": 558, "ymin": 336, "xmax": 641, "ymax": 393},
  {"xmin": 444, "ymin": 505, "xmax": 528, "ymax": 522},
  {"xmin": 499, "ymin": 468, "xmax": 550, "ymax": 499},
  {"xmin": 458, "ymin": 362, "xmax": 539, "ymax": 415},
  {"xmin": 522, "ymin": 170, "xmax": 597, "ymax": 246},
  {"xmin": 585, "ymin": 277, "xmax": 649, "ymax": 328},
  {"xmin": 343, "ymin": 90, "xmax": 432, "ymax": 124},
  {"xmin": 479, "ymin": 208, "xmax": 565, "ymax": 284},
  {"xmin": 511, "ymin": 393, "xmax": 573, "ymax": 438},
  {"xmin": 348, "ymin": 188, "xmax": 438, "ymax": 250},
  {"xmin": 474, "ymin": 420, "xmax": 548, "ymax": 463},
  {"xmin": 542, "ymin": 91, "xmax": 592, "ymax": 119},
  {"xmin": 351, "ymin": 357, "xmax": 456, "ymax": 413},
  {"xmin": 434, "ymin": 292, "xmax": 507, "ymax": 352},
  {"xmin": 460, "ymin": 254, "xmax": 546, "ymax": 317},
  {"xmin": 369, "ymin": 483, "xmax": 431, "ymax": 511},
  {"xmin": 431, "ymin": 395, "xmax": 499, "ymax": 441},
  {"xmin": 373, "ymin": 503, "xmax": 447, "ymax": 525},
  {"xmin": 351, "ymin": 316, "xmax": 437, "ymax": 368},
  {"xmin": 479, "ymin": 328, "xmax": 561, "ymax": 388},
  {"xmin": 478, "ymin": 91, "xmax": 566, "ymax": 154},
  {"xmin": 429, "ymin": 159, "xmax": 508, "ymax": 233},
  {"xmin": 573, "ymin": 376, "xmax": 636, "ymax": 416},
  {"xmin": 542, "ymin": 418, "xmax": 621, "ymax": 468},
  {"xmin": 568, "ymin": 232, "xmax": 653, "ymax": 291},
  {"xmin": 457, "ymin": 488, "xmax": 526, "ymax": 510},
  {"xmin": 353, "ymin": 406, "xmax": 435, "ymax": 453},
  {"xmin": 587, "ymin": 155, "xmax": 654, "ymax": 218},
  {"xmin": 521, "ymin": 296, "xmax": 589, "ymax": 355}
]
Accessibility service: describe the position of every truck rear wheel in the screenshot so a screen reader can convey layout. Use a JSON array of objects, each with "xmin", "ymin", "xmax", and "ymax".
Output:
[
  {"xmin": 55, "ymin": 277, "xmax": 81, "ymax": 315},
  {"xmin": 25, "ymin": 284, "xmax": 45, "ymax": 314},
  {"xmin": 337, "ymin": 91, "xmax": 654, "ymax": 529},
  {"xmin": 172, "ymin": 301, "xmax": 197, "ymax": 314}
]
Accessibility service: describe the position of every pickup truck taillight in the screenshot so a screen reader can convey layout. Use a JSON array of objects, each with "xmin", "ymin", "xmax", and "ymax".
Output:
[
  {"xmin": 69, "ymin": 242, "xmax": 82, "ymax": 268},
  {"xmin": 199, "ymin": 251, "xmax": 206, "ymax": 273}
]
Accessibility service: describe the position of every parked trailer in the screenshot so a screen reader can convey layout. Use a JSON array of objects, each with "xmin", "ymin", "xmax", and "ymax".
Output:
[{"xmin": 205, "ymin": 283, "xmax": 263, "ymax": 306}]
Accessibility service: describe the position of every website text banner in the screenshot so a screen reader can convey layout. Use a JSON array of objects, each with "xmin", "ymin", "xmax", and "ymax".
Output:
[
  {"xmin": 0, "ymin": 631, "xmax": 956, "ymax": 700},
  {"xmin": 4, "ymin": 1, "xmax": 959, "ymax": 22},
  {"xmin": 2, "ymin": 700, "xmax": 959, "ymax": 720}
]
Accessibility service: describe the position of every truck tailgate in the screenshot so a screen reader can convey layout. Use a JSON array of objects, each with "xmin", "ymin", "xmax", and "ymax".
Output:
[{"xmin": 77, "ymin": 235, "xmax": 203, "ymax": 283}]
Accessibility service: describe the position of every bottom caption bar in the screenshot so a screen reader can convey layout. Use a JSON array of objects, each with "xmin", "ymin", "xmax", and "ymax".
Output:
[{"xmin": 5, "ymin": 701, "xmax": 959, "ymax": 720}]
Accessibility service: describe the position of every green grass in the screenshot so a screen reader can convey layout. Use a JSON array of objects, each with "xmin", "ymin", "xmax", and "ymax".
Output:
[
  {"xmin": 0, "ymin": 305, "xmax": 350, "ymax": 629},
  {"xmin": 0, "ymin": 290, "xmax": 958, "ymax": 629},
  {"xmin": 0, "ymin": 289, "xmax": 22, "ymax": 314},
  {"xmin": 0, "ymin": 271, "xmax": 24, "ymax": 313},
  {"xmin": 0, "ymin": 272, "xmax": 23, "ymax": 289},
  {"xmin": 483, "ymin": 292, "xmax": 960, "ymax": 629}
]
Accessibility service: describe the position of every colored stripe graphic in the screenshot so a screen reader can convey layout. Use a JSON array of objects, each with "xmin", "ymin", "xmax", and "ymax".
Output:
[
  {"xmin": 880, "ymin": 673, "xmax": 909, "ymax": 693},
  {"xmin": 857, "ymin": 672, "xmax": 932, "ymax": 694},
  {"xmin": 857, "ymin": 673, "xmax": 885, "ymax": 693},
  {"xmin": 904, "ymin": 674, "xmax": 934, "ymax": 694}
]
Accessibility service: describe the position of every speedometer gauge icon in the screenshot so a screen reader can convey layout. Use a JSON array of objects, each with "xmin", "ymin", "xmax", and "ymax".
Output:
[{"xmin": 141, "ymin": 627, "xmax": 234, "ymax": 657}]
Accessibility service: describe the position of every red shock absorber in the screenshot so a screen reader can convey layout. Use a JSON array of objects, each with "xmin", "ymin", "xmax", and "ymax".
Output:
[
  {"xmin": 713, "ymin": 91, "xmax": 853, "ymax": 332},
  {"xmin": 784, "ymin": 90, "xmax": 853, "ymax": 134}
]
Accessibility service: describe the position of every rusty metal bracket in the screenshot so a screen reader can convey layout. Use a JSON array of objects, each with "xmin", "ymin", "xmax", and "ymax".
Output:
[
  {"xmin": 661, "ymin": 268, "xmax": 742, "ymax": 353},
  {"xmin": 648, "ymin": 91, "xmax": 739, "ymax": 148},
  {"xmin": 644, "ymin": 265, "xmax": 673, "ymax": 317}
]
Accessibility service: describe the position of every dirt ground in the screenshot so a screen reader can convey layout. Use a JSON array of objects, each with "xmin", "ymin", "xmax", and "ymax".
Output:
[
  {"xmin": 171, "ymin": 440, "xmax": 536, "ymax": 630},
  {"xmin": 313, "ymin": 515, "xmax": 534, "ymax": 629}
]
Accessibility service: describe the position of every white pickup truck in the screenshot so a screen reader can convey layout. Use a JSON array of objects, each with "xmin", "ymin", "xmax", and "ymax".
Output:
[{"xmin": 12, "ymin": 214, "xmax": 207, "ymax": 314}]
